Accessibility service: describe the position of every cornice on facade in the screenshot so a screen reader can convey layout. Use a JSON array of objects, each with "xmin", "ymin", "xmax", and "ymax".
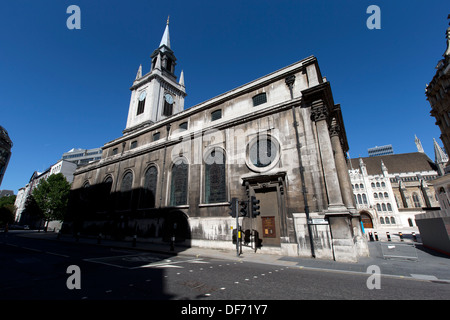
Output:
[
  {"xmin": 77, "ymin": 95, "xmax": 305, "ymax": 176},
  {"xmin": 105, "ymin": 56, "xmax": 320, "ymax": 148}
]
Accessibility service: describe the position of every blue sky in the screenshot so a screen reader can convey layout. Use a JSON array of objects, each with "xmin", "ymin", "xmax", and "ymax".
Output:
[{"xmin": 1, "ymin": 0, "xmax": 449, "ymax": 193}]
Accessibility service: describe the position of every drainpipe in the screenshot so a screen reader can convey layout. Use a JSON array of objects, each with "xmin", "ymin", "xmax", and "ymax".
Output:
[{"xmin": 285, "ymin": 75, "xmax": 316, "ymax": 258}]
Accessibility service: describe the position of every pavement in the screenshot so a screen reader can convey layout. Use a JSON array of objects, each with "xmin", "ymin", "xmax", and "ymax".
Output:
[{"xmin": 14, "ymin": 228, "xmax": 450, "ymax": 284}]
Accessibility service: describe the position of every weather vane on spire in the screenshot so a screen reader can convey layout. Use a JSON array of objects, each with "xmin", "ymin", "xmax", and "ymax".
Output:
[{"xmin": 167, "ymin": 15, "xmax": 170, "ymax": 25}]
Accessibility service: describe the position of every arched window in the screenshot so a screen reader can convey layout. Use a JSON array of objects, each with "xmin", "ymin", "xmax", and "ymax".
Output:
[
  {"xmin": 104, "ymin": 175, "xmax": 113, "ymax": 186},
  {"xmin": 170, "ymin": 159, "xmax": 189, "ymax": 206},
  {"xmin": 376, "ymin": 182, "xmax": 380, "ymax": 188},
  {"xmin": 408, "ymin": 218, "xmax": 414, "ymax": 227},
  {"xmin": 80, "ymin": 180, "xmax": 91, "ymax": 203},
  {"xmin": 380, "ymin": 217, "xmax": 385, "ymax": 224},
  {"xmin": 137, "ymin": 90, "xmax": 146, "ymax": 115},
  {"xmin": 360, "ymin": 183, "xmax": 364, "ymax": 189},
  {"xmin": 355, "ymin": 184, "xmax": 359, "ymax": 190},
  {"xmin": 379, "ymin": 192, "xmax": 383, "ymax": 199},
  {"xmin": 377, "ymin": 203, "xmax": 381, "ymax": 211},
  {"xmin": 381, "ymin": 182, "xmax": 386, "ymax": 188},
  {"xmin": 205, "ymin": 149, "xmax": 226, "ymax": 204},
  {"xmin": 100, "ymin": 175, "xmax": 113, "ymax": 212},
  {"xmin": 357, "ymin": 194, "xmax": 362, "ymax": 204},
  {"xmin": 412, "ymin": 193, "xmax": 421, "ymax": 208},
  {"xmin": 140, "ymin": 166, "xmax": 158, "ymax": 209},
  {"xmin": 385, "ymin": 217, "xmax": 390, "ymax": 224},
  {"xmin": 163, "ymin": 94, "xmax": 173, "ymax": 116},
  {"xmin": 387, "ymin": 203, "xmax": 392, "ymax": 211},
  {"xmin": 382, "ymin": 203, "xmax": 387, "ymax": 211},
  {"xmin": 362, "ymin": 194, "xmax": 368, "ymax": 204},
  {"xmin": 374, "ymin": 193, "xmax": 378, "ymax": 198},
  {"xmin": 390, "ymin": 217, "xmax": 396, "ymax": 224},
  {"xmin": 371, "ymin": 182, "xmax": 375, "ymax": 188},
  {"xmin": 384, "ymin": 192, "xmax": 389, "ymax": 198},
  {"xmin": 119, "ymin": 171, "xmax": 133, "ymax": 210}
]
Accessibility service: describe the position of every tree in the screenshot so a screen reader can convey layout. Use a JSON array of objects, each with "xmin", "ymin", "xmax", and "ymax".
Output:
[
  {"xmin": 22, "ymin": 194, "xmax": 43, "ymax": 225},
  {"xmin": 32, "ymin": 173, "xmax": 71, "ymax": 229},
  {"xmin": 0, "ymin": 195, "xmax": 16, "ymax": 227}
]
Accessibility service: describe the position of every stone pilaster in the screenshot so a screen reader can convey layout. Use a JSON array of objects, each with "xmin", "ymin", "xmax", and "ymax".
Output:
[
  {"xmin": 310, "ymin": 100, "xmax": 346, "ymax": 213},
  {"xmin": 329, "ymin": 117, "xmax": 356, "ymax": 213}
]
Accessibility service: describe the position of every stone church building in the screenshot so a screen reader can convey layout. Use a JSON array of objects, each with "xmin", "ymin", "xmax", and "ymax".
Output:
[{"xmin": 67, "ymin": 21, "xmax": 368, "ymax": 262}]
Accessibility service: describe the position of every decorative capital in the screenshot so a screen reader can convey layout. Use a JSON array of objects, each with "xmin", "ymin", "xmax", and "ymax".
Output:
[
  {"xmin": 329, "ymin": 118, "xmax": 340, "ymax": 137},
  {"xmin": 310, "ymin": 99, "xmax": 328, "ymax": 122},
  {"xmin": 285, "ymin": 75, "xmax": 296, "ymax": 88}
]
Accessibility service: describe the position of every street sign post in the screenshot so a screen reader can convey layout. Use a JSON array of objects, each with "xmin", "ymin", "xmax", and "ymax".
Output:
[{"xmin": 229, "ymin": 197, "xmax": 240, "ymax": 257}]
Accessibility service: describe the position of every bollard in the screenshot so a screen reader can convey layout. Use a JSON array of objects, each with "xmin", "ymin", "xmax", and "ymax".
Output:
[
  {"xmin": 386, "ymin": 232, "xmax": 391, "ymax": 241},
  {"xmin": 412, "ymin": 232, "xmax": 417, "ymax": 242},
  {"xmin": 374, "ymin": 232, "xmax": 379, "ymax": 241},
  {"xmin": 369, "ymin": 232, "xmax": 374, "ymax": 242},
  {"xmin": 132, "ymin": 234, "xmax": 137, "ymax": 247},
  {"xmin": 170, "ymin": 235, "xmax": 175, "ymax": 251},
  {"xmin": 399, "ymin": 232, "xmax": 404, "ymax": 241}
]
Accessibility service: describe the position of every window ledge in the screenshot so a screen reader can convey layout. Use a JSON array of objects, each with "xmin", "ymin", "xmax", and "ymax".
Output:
[{"xmin": 198, "ymin": 202, "xmax": 230, "ymax": 208}]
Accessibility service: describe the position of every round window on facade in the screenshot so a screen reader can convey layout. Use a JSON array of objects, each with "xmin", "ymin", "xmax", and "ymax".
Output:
[{"xmin": 246, "ymin": 136, "xmax": 280, "ymax": 172}]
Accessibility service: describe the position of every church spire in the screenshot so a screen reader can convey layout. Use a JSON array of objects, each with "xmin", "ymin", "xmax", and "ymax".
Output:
[
  {"xmin": 415, "ymin": 135, "xmax": 425, "ymax": 153},
  {"xmin": 434, "ymin": 138, "xmax": 448, "ymax": 176},
  {"xmin": 152, "ymin": 17, "xmax": 176, "ymax": 75},
  {"xmin": 159, "ymin": 16, "xmax": 171, "ymax": 49},
  {"xmin": 125, "ymin": 16, "xmax": 186, "ymax": 133},
  {"xmin": 434, "ymin": 138, "xmax": 448, "ymax": 164},
  {"xmin": 135, "ymin": 64, "xmax": 142, "ymax": 80},
  {"xmin": 179, "ymin": 70, "xmax": 185, "ymax": 87}
]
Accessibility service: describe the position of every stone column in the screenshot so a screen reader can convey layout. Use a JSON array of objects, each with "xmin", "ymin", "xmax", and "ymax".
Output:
[
  {"xmin": 329, "ymin": 117, "xmax": 356, "ymax": 213},
  {"xmin": 311, "ymin": 100, "xmax": 361, "ymax": 262},
  {"xmin": 310, "ymin": 100, "xmax": 346, "ymax": 212}
]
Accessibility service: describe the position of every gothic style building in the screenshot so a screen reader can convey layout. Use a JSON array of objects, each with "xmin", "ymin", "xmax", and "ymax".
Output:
[
  {"xmin": 68, "ymin": 21, "xmax": 368, "ymax": 262},
  {"xmin": 0, "ymin": 126, "xmax": 13, "ymax": 187},
  {"xmin": 427, "ymin": 15, "xmax": 450, "ymax": 171},
  {"xmin": 418, "ymin": 15, "xmax": 450, "ymax": 255},
  {"xmin": 349, "ymin": 149, "xmax": 441, "ymax": 230}
]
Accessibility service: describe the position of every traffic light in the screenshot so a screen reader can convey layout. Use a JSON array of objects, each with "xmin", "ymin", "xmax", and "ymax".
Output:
[
  {"xmin": 251, "ymin": 196, "xmax": 260, "ymax": 217},
  {"xmin": 239, "ymin": 201, "xmax": 248, "ymax": 217},
  {"xmin": 228, "ymin": 197, "xmax": 238, "ymax": 218}
]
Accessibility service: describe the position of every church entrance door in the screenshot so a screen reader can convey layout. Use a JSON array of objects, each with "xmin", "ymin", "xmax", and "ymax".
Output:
[
  {"xmin": 255, "ymin": 187, "xmax": 281, "ymax": 247},
  {"xmin": 360, "ymin": 211, "xmax": 373, "ymax": 229}
]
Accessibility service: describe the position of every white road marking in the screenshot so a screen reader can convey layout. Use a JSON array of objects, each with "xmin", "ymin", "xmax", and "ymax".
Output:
[
  {"xmin": 410, "ymin": 274, "xmax": 438, "ymax": 281},
  {"xmin": 152, "ymin": 264, "xmax": 184, "ymax": 269},
  {"xmin": 45, "ymin": 251, "xmax": 69, "ymax": 258}
]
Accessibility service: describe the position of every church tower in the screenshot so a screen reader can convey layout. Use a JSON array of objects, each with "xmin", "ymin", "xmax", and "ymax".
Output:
[{"xmin": 124, "ymin": 18, "xmax": 187, "ymax": 134}]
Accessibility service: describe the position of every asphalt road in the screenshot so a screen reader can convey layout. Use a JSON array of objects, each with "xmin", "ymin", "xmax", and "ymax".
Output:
[{"xmin": 1, "ymin": 231, "xmax": 450, "ymax": 304}]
